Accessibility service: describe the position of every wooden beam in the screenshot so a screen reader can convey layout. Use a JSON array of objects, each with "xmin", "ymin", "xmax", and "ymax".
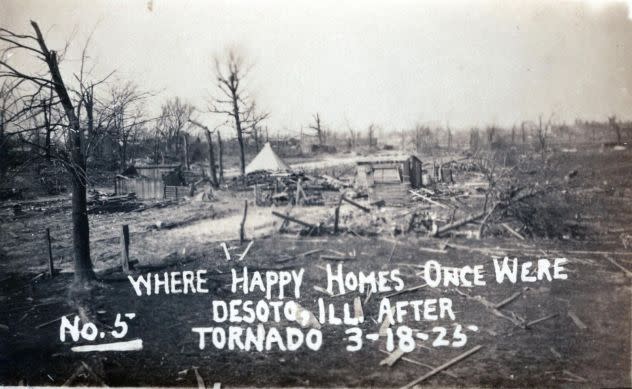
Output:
[
  {"xmin": 272, "ymin": 211, "xmax": 315, "ymax": 229},
  {"xmin": 341, "ymin": 196, "xmax": 370, "ymax": 213},
  {"xmin": 46, "ymin": 228, "xmax": 54, "ymax": 277},
  {"xmin": 120, "ymin": 225, "xmax": 130, "ymax": 272}
]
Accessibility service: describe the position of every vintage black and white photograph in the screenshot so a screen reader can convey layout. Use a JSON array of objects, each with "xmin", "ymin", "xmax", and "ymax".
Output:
[{"xmin": 1, "ymin": 0, "xmax": 631, "ymax": 387}]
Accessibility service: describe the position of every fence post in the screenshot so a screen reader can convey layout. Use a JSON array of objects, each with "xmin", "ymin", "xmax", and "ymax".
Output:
[
  {"xmin": 295, "ymin": 178, "xmax": 302, "ymax": 205},
  {"xmin": 120, "ymin": 225, "xmax": 130, "ymax": 272},
  {"xmin": 46, "ymin": 228, "xmax": 54, "ymax": 277},
  {"xmin": 240, "ymin": 200, "xmax": 248, "ymax": 244}
]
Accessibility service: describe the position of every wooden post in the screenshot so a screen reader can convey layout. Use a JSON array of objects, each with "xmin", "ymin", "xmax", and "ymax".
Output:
[
  {"xmin": 120, "ymin": 225, "xmax": 130, "ymax": 272},
  {"xmin": 334, "ymin": 206, "xmax": 340, "ymax": 234},
  {"xmin": 46, "ymin": 228, "xmax": 54, "ymax": 277},
  {"xmin": 240, "ymin": 200, "xmax": 248, "ymax": 244},
  {"xmin": 295, "ymin": 178, "xmax": 302, "ymax": 205},
  {"xmin": 217, "ymin": 132, "xmax": 224, "ymax": 183},
  {"xmin": 114, "ymin": 178, "xmax": 117, "ymax": 196},
  {"xmin": 254, "ymin": 184, "xmax": 258, "ymax": 206}
]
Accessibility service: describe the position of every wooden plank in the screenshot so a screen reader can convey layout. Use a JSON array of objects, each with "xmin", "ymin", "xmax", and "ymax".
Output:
[
  {"xmin": 271, "ymin": 211, "xmax": 315, "ymax": 229},
  {"xmin": 121, "ymin": 225, "xmax": 130, "ymax": 272},
  {"xmin": 341, "ymin": 196, "xmax": 370, "ymax": 212},
  {"xmin": 240, "ymin": 200, "xmax": 248, "ymax": 244},
  {"xmin": 46, "ymin": 228, "xmax": 54, "ymax": 277},
  {"xmin": 399, "ymin": 345, "xmax": 483, "ymax": 389}
]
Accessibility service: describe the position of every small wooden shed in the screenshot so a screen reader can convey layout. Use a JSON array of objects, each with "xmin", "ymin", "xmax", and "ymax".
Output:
[{"xmin": 355, "ymin": 155, "xmax": 423, "ymax": 205}]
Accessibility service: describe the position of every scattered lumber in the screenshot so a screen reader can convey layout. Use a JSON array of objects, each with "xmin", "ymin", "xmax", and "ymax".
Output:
[
  {"xmin": 525, "ymin": 313, "xmax": 558, "ymax": 328},
  {"xmin": 501, "ymin": 223, "xmax": 526, "ymax": 240},
  {"xmin": 494, "ymin": 289, "xmax": 526, "ymax": 309},
  {"xmin": 320, "ymin": 254, "xmax": 355, "ymax": 261},
  {"xmin": 399, "ymin": 345, "xmax": 483, "ymax": 389},
  {"xmin": 433, "ymin": 210, "xmax": 486, "ymax": 237},
  {"xmin": 341, "ymin": 196, "xmax": 370, "ymax": 213},
  {"xmin": 562, "ymin": 370, "xmax": 588, "ymax": 383},
  {"xmin": 380, "ymin": 348, "xmax": 405, "ymax": 367},
  {"xmin": 567, "ymin": 311, "xmax": 587, "ymax": 330},
  {"xmin": 384, "ymin": 283, "xmax": 427, "ymax": 299},
  {"xmin": 36, "ymin": 313, "xmax": 73, "ymax": 329},
  {"xmin": 455, "ymin": 289, "xmax": 524, "ymax": 328},
  {"xmin": 193, "ymin": 366, "xmax": 205, "ymax": 389},
  {"xmin": 549, "ymin": 347, "xmax": 562, "ymax": 359},
  {"xmin": 271, "ymin": 211, "xmax": 315, "ymax": 229},
  {"xmin": 409, "ymin": 190, "xmax": 449, "ymax": 209},
  {"xmin": 378, "ymin": 350, "xmax": 458, "ymax": 378},
  {"xmin": 604, "ymin": 255, "xmax": 632, "ymax": 278}
]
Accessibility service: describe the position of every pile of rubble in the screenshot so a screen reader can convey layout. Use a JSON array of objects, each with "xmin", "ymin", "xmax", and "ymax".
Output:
[{"xmin": 229, "ymin": 171, "xmax": 351, "ymax": 207}]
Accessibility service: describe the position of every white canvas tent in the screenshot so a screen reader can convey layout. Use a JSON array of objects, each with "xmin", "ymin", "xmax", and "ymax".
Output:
[{"xmin": 245, "ymin": 142, "xmax": 291, "ymax": 174}]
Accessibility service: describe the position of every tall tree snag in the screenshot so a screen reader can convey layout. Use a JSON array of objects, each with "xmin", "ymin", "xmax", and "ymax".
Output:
[
  {"xmin": 29, "ymin": 21, "xmax": 95, "ymax": 284},
  {"xmin": 209, "ymin": 49, "xmax": 264, "ymax": 176}
]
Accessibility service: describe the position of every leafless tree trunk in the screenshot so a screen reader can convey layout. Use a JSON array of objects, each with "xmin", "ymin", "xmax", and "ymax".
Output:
[
  {"xmin": 217, "ymin": 131, "xmax": 224, "ymax": 183},
  {"xmin": 30, "ymin": 22, "xmax": 95, "ymax": 284},
  {"xmin": 209, "ymin": 50, "xmax": 260, "ymax": 176},
  {"xmin": 309, "ymin": 113, "xmax": 324, "ymax": 146},
  {"xmin": 609, "ymin": 115, "xmax": 622, "ymax": 144},
  {"xmin": 182, "ymin": 132, "xmax": 190, "ymax": 170},
  {"xmin": 204, "ymin": 130, "xmax": 218, "ymax": 187}
]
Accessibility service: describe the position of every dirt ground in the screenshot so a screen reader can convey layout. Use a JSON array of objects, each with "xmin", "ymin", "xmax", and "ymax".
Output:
[{"xmin": 1, "ymin": 148, "xmax": 631, "ymax": 387}]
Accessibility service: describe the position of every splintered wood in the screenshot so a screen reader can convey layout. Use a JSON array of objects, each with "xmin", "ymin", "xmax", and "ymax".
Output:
[{"xmin": 399, "ymin": 345, "xmax": 483, "ymax": 389}]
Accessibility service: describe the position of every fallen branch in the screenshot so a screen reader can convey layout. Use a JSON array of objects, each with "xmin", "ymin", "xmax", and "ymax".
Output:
[{"xmin": 399, "ymin": 345, "xmax": 483, "ymax": 389}]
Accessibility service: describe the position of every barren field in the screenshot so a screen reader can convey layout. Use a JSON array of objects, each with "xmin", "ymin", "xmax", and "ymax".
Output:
[{"xmin": 1, "ymin": 148, "xmax": 631, "ymax": 387}]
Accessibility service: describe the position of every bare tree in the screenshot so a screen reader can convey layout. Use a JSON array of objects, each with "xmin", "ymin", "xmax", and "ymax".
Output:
[
  {"xmin": 469, "ymin": 128, "xmax": 480, "ymax": 154},
  {"xmin": 485, "ymin": 126, "xmax": 497, "ymax": 147},
  {"xmin": 245, "ymin": 101, "xmax": 269, "ymax": 153},
  {"xmin": 608, "ymin": 115, "xmax": 622, "ymax": 145},
  {"xmin": 156, "ymin": 97, "xmax": 194, "ymax": 164},
  {"xmin": 446, "ymin": 124, "xmax": 453, "ymax": 151},
  {"xmin": 536, "ymin": 114, "xmax": 554, "ymax": 159},
  {"xmin": 0, "ymin": 22, "xmax": 99, "ymax": 285},
  {"xmin": 209, "ymin": 48, "xmax": 260, "ymax": 175},
  {"xmin": 188, "ymin": 118, "xmax": 221, "ymax": 188},
  {"xmin": 105, "ymin": 81, "xmax": 150, "ymax": 169},
  {"xmin": 367, "ymin": 123, "xmax": 377, "ymax": 149},
  {"xmin": 308, "ymin": 113, "xmax": 325, "ymax": 146},
  {"xmin": 345, "ymin": 118, "xmax": 357, "ymax": 150}
]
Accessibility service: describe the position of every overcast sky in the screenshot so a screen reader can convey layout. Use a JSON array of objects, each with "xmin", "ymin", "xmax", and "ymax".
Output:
[{"xmin": 2, "ymin": 0, "xmax": 632, "ymax": 134}]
